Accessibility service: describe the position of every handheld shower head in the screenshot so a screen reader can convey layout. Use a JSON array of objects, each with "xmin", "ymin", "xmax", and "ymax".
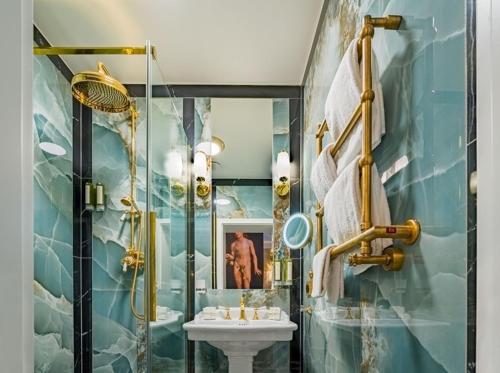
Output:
[{"xmin": 121, "ymin": 195, "xmax": 140, "ymax": 212}]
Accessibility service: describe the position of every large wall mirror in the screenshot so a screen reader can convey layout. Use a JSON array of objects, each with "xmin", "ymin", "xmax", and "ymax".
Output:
[{"xmin": 191, "ymin": 98, "xmax": 292, "ymax": 291}]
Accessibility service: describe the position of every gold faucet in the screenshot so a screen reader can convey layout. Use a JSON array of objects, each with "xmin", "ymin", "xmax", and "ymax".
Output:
[{"xmin": 239, "ymin": 295, "xmax": 247, "ymax": 320}]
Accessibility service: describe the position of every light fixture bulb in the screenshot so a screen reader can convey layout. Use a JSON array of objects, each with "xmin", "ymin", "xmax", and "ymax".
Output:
[
  {"xmin": 276, "ymin": 151, "xmax": 291, "ymax": 179},
  {"xmin": 193, "ymin": 151, "xmax": 208, "ymax": 178},
  {"xmin": 166, "ymin": 151, "xmax": 183, "ymax": 179},
  {"xmin": 195, "ymin": 136, "xmax": 225, "ymax": 156}
]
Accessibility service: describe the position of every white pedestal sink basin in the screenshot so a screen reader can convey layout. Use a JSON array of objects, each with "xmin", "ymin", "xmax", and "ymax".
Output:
[{"xmin": 183, "ymin": 309, "xmax": 297, "ymax": 373}]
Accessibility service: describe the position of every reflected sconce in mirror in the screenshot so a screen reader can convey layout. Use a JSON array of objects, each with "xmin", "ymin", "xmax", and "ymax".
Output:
[
  {"xmin": 275, "ymin": 151, "xmax": 291, "ymax": 198},
  {"xmin": 193, "ymin": 151, "xmax": 210, "ymax": 198},
  {"xmin": 196, "ymin": 136, "xmax": 225, "ymax": 157},
  {"xmin": 166, "ymin": 150, "xmax": 185, "ymax": 198}
]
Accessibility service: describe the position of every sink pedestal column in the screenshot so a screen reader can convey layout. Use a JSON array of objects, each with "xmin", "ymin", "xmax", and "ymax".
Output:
[{"xmin": 226, "ymin": 351, "xmax": 257, "ymax": 373}]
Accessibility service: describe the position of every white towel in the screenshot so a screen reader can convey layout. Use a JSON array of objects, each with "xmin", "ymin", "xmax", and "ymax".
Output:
[
  {"xmin": 324, "ymin": 156, "xmax": 392, "ymax": 275},
  {"xmin": 311, "ymin": 244, "xmax": 344, "ymax": 303},
  {"xmin": 324, "ymin": 39, "xmax": 386, "ymax": 173},
  {"xmin": 310, "ymin": 143, "xmax": 337, "ymax": 204}
]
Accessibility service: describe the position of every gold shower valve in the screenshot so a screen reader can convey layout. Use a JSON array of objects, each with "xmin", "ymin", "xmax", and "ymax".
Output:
[{"xmin": 121, "ymin": 248, "xmax": 144, "ymax": 272}]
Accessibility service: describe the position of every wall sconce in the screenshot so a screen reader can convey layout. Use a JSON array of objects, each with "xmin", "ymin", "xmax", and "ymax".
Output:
[
  {"xmin": 166, "ymin": 151, "xmax": 185, "ymax": 198},
  {"xmin": 193, "ymin": 151, "xmax": 210, "ymax": 198},
  {"xmin": 196, "ymin": 136, "xmax": 225, "ymax": 157},
  {"xmin": 275, "ymin": 150, "xmax": 291, "ymax": 198}
]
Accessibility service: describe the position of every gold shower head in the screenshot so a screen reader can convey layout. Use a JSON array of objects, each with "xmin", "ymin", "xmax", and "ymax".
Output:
[{"xmin": 71, "ymin": 62, "xmax": 130, "ymax": 113}]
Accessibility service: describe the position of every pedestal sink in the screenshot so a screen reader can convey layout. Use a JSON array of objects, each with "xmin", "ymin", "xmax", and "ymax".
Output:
[{"xmin": 183, "ymin": 309, "xmax": 297, "ymax": 373}]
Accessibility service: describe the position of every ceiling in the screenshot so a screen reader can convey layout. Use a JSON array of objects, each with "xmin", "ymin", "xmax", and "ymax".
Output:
[
  {"xmin": 211, "ymin": 98, "xmax": 273, "ymax": 179},
  {"xmin": 34, "ymin": 0, "xmax": 323, "ymax": 85}
]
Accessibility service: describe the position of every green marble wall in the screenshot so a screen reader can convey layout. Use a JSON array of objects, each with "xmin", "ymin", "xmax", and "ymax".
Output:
[
  {"xmin": 303, "ymin": 1, "xmax": 467, "ymax": 372},
  {"xmin": 33, "ymin": 54, "xmax": 74, "ymax": 372}
]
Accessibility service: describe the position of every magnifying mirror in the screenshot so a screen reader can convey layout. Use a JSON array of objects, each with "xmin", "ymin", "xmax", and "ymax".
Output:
[{"xmin": 283, "ymin": 213, "xmax": 313, "ymax": 250}]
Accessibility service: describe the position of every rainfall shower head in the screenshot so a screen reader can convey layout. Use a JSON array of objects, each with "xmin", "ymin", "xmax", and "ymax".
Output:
[{"xmin": 71, "ymin": 62, "xmax": 130, "ymax": 113}]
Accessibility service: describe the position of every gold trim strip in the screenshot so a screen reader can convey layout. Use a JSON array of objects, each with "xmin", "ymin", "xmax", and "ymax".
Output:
[
  {"xmin": 33, "ymin": 46, "xmax": 157, "ymax": 59},
  {"xmin": 149, "ymin": 211, "xmax": 157, "ymax": 322}
]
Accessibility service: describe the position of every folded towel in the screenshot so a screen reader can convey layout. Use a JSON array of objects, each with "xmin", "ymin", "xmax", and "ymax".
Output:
[
  {"xmin": 311, "ymin": 244, "xmax": 344, "ymax": 303},
  {"xmin": 324, "ymin": 39, "xmax": 386, "ymax": 173},
  {"xmin": 310, "ymin": 143, "xmax": 337, "ymax": 204},
  {"xmin": 324, "ymin": 156, "xmax": 392, "ymax": 275}
]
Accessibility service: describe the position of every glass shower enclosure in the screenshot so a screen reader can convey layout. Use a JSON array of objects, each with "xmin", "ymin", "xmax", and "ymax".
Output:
[{"xmin": 33, "ymin": 41, "xmax": 189, "ymax": 372}]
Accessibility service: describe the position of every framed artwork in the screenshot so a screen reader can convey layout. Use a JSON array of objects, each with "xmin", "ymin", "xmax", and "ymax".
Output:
[{"xmin": 215, "ymin": 218, "xmax": 273, "ymax": 289}]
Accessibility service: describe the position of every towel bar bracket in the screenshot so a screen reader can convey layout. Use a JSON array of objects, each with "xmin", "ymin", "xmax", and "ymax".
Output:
[{"xmin": 348, "ymin": 247, "xmax": 404, "ymax": 271}]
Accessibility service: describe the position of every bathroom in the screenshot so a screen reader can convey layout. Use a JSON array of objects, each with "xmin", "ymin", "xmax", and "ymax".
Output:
[{"xmin": 2, "ymin": 0, "xmax": 498, "ymax": 372}]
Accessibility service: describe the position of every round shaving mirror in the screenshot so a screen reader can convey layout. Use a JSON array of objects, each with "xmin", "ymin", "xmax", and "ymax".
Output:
[{"xmin": 283, "ymin": 213, "xmax": 313, "ymax": 250}]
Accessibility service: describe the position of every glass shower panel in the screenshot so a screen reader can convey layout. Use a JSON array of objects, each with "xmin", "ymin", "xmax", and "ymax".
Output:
[
  {"xmin": 90, "ymin": 53, "xmax": 149, "ymax": 372},
  {"xmin": 148, "ymin": 59, "xmax": 188, "ymax": 372}
]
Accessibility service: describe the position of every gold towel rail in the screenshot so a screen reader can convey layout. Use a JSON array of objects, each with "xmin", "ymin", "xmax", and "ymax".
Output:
[{"xmin": 316, "ymin": 14, "xmax": 420, "ymax": 271}]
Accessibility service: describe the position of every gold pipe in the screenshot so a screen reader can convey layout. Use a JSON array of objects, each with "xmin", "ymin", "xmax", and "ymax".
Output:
[
  {"xmin": 315, "ymin": 119, "xmax": 329, "ymax": 139},
  {"xmin": 315, "ymin": 203, "xmax": 324, "ymax": 252},
  {"xmin": 328, "ymin": 220, "xmax": 420, "ymax": 259},
  {"xmin": 329, "ymin": 104, "xmax": 362, "ymax": 158},
  {"xmin": 315, "ymin": 121, "xmax": 329, "ymax": 252},
  {"xmin": 211, "ymin": 211, "xmax": 217, "ymax": 288},
  {"xmin": 149, "ymin": 212, "xmax": 157, "ymax": 322},
  {"xmin": 359, "ymin": 18, "xmax": 375, "ymax": 256},
  {"xmin": 33, "ymin": 46, "xmax": 157, "ymax": 59}
]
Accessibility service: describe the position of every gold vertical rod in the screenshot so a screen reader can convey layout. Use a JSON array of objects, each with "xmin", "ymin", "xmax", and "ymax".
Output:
[
  {"xmin": 149, "ymin": 211, "xmax": 157, "ymax": 321},
  {"xmin": 211, "ymin": 211, "xmax": 217, "ymax": 288},
  {"xmin": 359, "ymin": 18, "xmax": 375, "ymax": 256},
  {"xmin": 315, "ymin": 121, "xmax": 328, "ymax": 252},
  {"xmin": 316, "ymin": 204, "xmax": 324, "ymax": 252},
  {"xmin": 129, "ymin": 105, "xmax": 138, "ymax": 247}
]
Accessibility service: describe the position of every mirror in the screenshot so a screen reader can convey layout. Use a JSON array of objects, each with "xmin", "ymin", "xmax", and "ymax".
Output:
[
  {"xmin": 193, "ymin": 97, "xmax": 294, "ymax": 290},
  {"xmin": 283, "ymin": 213, "xmax": 312, "ymax": 250}
]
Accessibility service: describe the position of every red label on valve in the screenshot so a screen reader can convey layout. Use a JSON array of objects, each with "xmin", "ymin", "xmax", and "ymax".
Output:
[{"xmin": 386, "ymin": 227, "xmax": 397, "ymax": 234}]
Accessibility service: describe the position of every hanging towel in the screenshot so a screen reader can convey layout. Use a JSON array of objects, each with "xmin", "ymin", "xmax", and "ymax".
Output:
[
  {"xmin": 323, "ymin": 156, "xmax": 392, "ymax": 275},
  {"xmin": 311, "ymin": 244, "xmax": 344, "ymax": 303},
  {"xmin": 324, "ymin": 39, "xmax": 386, "ymax": 173},
  {"xmin": 310, "ymin": 143, "xmax": 337, "ymax": 204}
]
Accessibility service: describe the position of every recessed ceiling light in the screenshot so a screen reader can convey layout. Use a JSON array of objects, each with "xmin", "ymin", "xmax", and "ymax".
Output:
[
  {"xmin": 214, "ymin": 198, "xmax": 230, "ymax": 206},
  {"xmin": 39, "ymin": 142, "xmax": 66, "ymax": 156},
  {"xmin": 196, "ymin": 136, "xmax": 225, "ymax": 156}
]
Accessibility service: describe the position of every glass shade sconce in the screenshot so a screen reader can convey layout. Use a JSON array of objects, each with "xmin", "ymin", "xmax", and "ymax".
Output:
[
  {"xmin": 84, "ymin": 181, "xmax": 106, "ymax": 211},
  {"xmin": 166, "ymin": 150, "xmax": 185, "ymax": 198},
  {"xmin": 274, "ymin": 150, "xmax": 291, "ymax": 198},
  {"xmin": 193, "ymin": 151, "xmax": 211, "ymax": 199}
]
